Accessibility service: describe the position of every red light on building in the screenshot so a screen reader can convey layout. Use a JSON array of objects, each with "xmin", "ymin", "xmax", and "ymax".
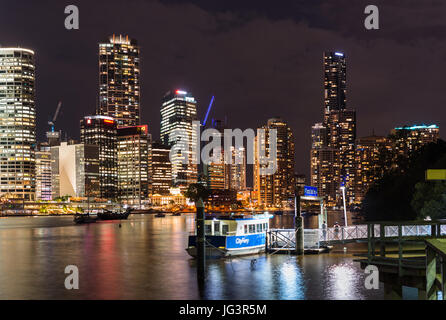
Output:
[{"xmin": 87, "ymin": 119, "xmax": 91, "ymax": 125}]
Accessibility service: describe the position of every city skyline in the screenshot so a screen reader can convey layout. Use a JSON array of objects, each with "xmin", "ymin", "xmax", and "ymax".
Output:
[{"xmin": 2, "ymin": 1, "xmax": 445, "ymax": 178}]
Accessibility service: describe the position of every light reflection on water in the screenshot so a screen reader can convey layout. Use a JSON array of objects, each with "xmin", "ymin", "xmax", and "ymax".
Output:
[{"xmin": 0, "ymin": 214, "xmax": 383, "ymax": 300}]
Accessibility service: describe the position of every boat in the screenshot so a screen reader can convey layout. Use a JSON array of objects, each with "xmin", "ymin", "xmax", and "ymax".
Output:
[
  {"xmin": 74, "ymin": 213, "xmax": 97, "ymax": 224},
  {"xmin": 97, "ymin": 208, "xmax": 132, "ymax": 221},
  {"xmin": 155, "ymin": 212, "xmax": 166, "ymax": 218},
  {"xmin": 186, "ymin": 213, "xmax": 273, "ymax": 258},
  {"xmin": 172, "ymin": 212, "xmax": 182, "ymax": 216}
]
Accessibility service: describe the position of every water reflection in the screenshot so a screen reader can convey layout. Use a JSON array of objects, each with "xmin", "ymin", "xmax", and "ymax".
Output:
[{"xmin": 0, "ymin": 214, "xmax": 382, "ymax": 300}]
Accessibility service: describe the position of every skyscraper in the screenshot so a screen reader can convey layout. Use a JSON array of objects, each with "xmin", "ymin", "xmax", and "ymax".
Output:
[
  {"xmin": 311, "ymin": 51, "xmax": 356, "ymax": 207},
  {"xmin": 117, "ymin": 125, "xmax": 150, "ymax": 206},
  {"xmin": 160, "ymin": 90, "xmax": 198, "ymax": 189},
  {"xmin": 390, "ymin": 124, "xmax": 440, "ymax": 158},
  {"xmin": 98, "ymin": 34, "xmax": 140, "ymax": 126},
  {"xmin": 0, "ymin": 48, "xmax": 36, "ymax": 200},
  {"xmin": 35, "ymin": 143, "xmax": 52, "ymax": 201},
  {"xmin": 324, "ymin": 51, "xmax": 347, "ymax": 113},
  {"xmin": 80, "ymin": 115, "xmax": 118, "ymax": 199},
  {"xmin": 353, "ymin": 135, "xmax": 391, "ymax": 204},
  {"xmin": 50, "ymin": 141, "xmax": 100, "ymax": 199},
  {"xmin": 310, "ymin": 123, "xmax": 339, "ymax": 205},
  {"xmin": 150, "ymin": 142, "xmax": 172, "ymax": 195},
  {"xmin": 254, "ymin": 118, "xmax": 295, "ymax": 207}
]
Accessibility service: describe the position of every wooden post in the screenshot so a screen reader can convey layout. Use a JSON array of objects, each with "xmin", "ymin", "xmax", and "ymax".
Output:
[
  {"xmin": 196, "ymin": 198, "xmax": 206, "ymax": 286},
  {"xmin": 294, "ymin": 195, "xmax": 304, "ymax": 255},
  {"xmin": 380, "ymin": 224, "xmax": 385, "ymax": 257},
  {"xmin": 367, "ymin": 223, "xmax": 372, "ymax": 263},
  {"xmin": 398, "ymin": 225, "xmax": 403, "ymax": 276},
  {"xmin": 426, "ymin": 246, "xmax": 438, "ymax": 300}
]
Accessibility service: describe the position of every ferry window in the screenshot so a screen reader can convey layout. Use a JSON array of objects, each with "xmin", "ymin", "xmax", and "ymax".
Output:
[
  {"xmin": 244, "ymin": 225, "xmax": 248, "ymax": 234},
  {"xmin": 249, "ymin": 224, "xmax": 255, "ymax": 233},
  {"xmin": 214, "ymin": 221, "xmax": 220, "ymax": 235},
  {"xmin": 264, "ymin": 223, "xmax": 267, "ymax": 230},
  {"xmin": 205, "ymin": 225, "xmax": 212, "ymax": 235},
  {"xmin": 222, "ymin": 225, "xmax": 229, "ymax": 235},
  {"xmin": 256, "ymin": 224, "xmax": 261, "ymax": 233}
]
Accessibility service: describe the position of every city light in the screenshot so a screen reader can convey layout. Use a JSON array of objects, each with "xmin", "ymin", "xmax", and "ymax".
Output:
[{"xmin": 175, "ymin": 90, "xmax": 187, "ymax": 95}]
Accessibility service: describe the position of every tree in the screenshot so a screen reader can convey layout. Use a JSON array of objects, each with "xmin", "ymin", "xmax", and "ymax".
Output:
[
  {"xmin": 361, "ymin": 140, "xmax": 446, "ymax": 221},
  {"xmin": 184, "ymin": 184, "xmax": 210, "ymax": 204},
  {"xmin": 411, "ymin": 181, "xmax": 446, "ymax": 220}
]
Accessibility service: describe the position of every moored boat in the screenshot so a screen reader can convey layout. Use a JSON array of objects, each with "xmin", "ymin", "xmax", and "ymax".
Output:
[
  {"xmin": 74, "ymin": 214, "xmax": 97, "ymax": 224},
  {"xmin": 155, "ymin": 212, "xmax": 166, "ymax": 218},
  {"xmin": 97, "ymin": 208, "xmax": 132, "ymax": 221},
  {"xmin": 186, "ymin": 213, "xmax": 273, "ymax": 258}
]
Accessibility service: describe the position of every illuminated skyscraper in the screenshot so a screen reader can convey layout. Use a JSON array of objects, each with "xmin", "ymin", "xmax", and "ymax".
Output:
[
  {"xmin": 35, "ymin": 143, "xmax": 52, "ymax": 201},
  {"xmin": 117, "ymin": 125, "xmax": 150, "ymax": 206},
  {"xmin": 311, "ymin": 52, "xmax": 357, "ymax": 206},
  {"xmin": 160, "ymin": 90, "xmax": 198, "ymax": 189},
  {"xmin": 226, "ymin": 146, "xmax": 246, "ymax": 191},
  {"xmin": 310, "ymin": 123, "xmax": 339, "ymax": 205},
  {"xmin": 50, "ymin": 142, "xmax": 100, "ymax": 199},
  {"xmin": 80, "ymin": 115, "xmax": 117, "ymax": 199},
  {"xmin": 353, "ymin": 135, "xmax": 391, "ymax": 204},
  {"xmin": 390, "ymin": 124, "xmax": 440, "ymax": 158},
  {"xmin": 324, "ymin": 51, "xmax": 347, "ymax": 113},
  {"xmin": 254, "ymin": 118, "xmax": 295, "ymax": 207},
  {"xmin": 0, "ymin": 48, "xmax": 36, "ymax": 200},
  {"xmin": 150, "ymin": 142, "xmax": 172, "ymax": 195},
  {"xmin": 98, "ymin": 34, "xmax": 140, "ymax": 126}
]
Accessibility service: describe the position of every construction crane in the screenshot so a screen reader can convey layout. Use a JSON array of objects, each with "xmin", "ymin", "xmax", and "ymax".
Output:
[
  {"xmin": 202, "ymin": 96, "xmax": 215, "ymax": 127},
  {"xmin": 48, "ymin": 101, "xmax": 62, "ymax": 133}
]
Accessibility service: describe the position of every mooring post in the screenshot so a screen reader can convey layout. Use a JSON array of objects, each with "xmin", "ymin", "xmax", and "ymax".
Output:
[
  {"xmin": 294, "ymin": 195, "xmax": 304, "ymax": 255},
  {"xmin": 196, "ymin": 198, "xmax": 206, "ymax": 286}
]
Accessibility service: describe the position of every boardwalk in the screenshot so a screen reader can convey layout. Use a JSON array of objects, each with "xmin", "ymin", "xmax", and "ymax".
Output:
[{"xmin": 268, "ymin": 221, "xmax": 446, "ymax": 251}]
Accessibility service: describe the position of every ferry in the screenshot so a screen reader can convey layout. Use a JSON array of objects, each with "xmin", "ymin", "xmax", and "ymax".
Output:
[{"xmin": 186, "ymin": 213, "xmax": 273, "ymax": 258}]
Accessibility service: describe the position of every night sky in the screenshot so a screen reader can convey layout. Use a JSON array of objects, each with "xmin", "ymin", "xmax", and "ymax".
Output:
[{"xmin": 1, "ymin": 0, "xmax": 445, "ymax": 181}]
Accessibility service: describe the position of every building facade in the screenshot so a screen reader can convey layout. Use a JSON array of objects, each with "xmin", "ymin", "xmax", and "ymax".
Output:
[
  {"xmin": 353, "ymin": 135, "xmax": 391, "ymax": 204},
  {"xmin": 390, "ymin": 124, "xmax": 440, "ymax": 158},
  {"xmin": 160, "ymin": 90, "xmax": 198, "ymax": 189},
  {"xmin": 51, "ymin": 142, "xmax": 100, "ymax": 199},
  {"xmin": 150, "ymin": 142, "xmax": 172, "ymax": 195},
  {"xmin": 98, "ymin": 34, "xmax": 140, "ymax": 127},
  {"xmin": 35, "ymin": 143, "xmax": 52, "ymax": 201},
  {"xmin": 254, "ymin": 118, "xmax": 295, "ymax": 207},
  {"xmin": 117, "ymin": 125, "xmax": 150, "ymax": 206},
  {"xmin": 80, "ymin": 115, "xmax": 118, "ymax": 200},
  {"xmin": 0, "ymin": 48, "xmax": 36, "ymax": 200}
]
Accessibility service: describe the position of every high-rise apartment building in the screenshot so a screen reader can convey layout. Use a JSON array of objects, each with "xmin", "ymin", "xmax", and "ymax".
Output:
[
  {"xmin": 310, "ymin": 123, "xmax": 340, "ymax": 205},
  {"xmin": 311, "ymin": 52, "xmax": 356, "ymax": 207},
  {"xmin": 150, "ymin": 142, "xmax": 172, "ymax": 195},
  {"xmin": 390, "ymin": 124, "xmax": 440, "ymax": 158},
  {"xmin": 324, "ymin": 51, "xmax": 347, "ymax": 113},
  {"xmin": 0, "ymin": 48, "xmax": 36, "ymax": 200},
  {"xmin": 353, "ymin": 135, "xmax": 391, "ymax": 204},
  {"xmin": 35, "ymin": 143, "xmax": 52, "ymax": 201},
  {"xmin": 80, "ymin": 115, "xmax": 118, "ymax": 199},
  {"xmin": 254, "ymin": 118, "xmax": 295, "ymax": 207},
  {"xmin": 98, "ymin": 34, "xmax": 140, "ymax": 126},
  {"xmin": 117, "ymin": 125, "xmax": 150, "ymax": 206},
  {"xmin": 160, "ymin": 90, "xmax": 198, "ymax": 189},
  {"xmin": 51, "ymin": 142, "xmax": 100, "ymax": 199}
]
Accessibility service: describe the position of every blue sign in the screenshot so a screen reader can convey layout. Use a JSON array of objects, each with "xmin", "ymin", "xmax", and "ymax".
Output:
[
  {"xmin": 226, "ymin": 234, "xmax": 266, "ymax": 249},
  {"xmin": 304, "ymin": 186, "xmax": 318, "ymax": 197}
]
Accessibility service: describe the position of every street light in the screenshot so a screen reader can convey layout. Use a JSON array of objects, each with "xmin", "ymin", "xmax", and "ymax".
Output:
[{"xmin": 340, "ymin": 186, "xmax": 348, "ymax": 227}]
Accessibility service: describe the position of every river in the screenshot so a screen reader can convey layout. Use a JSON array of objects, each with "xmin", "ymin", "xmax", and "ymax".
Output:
[{"xmin": 0, "ymin": 214, "xmax": 387, "ymax": 300}]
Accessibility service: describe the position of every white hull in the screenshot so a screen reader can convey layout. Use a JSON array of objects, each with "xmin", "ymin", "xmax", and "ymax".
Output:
[{"xmin": 186, "ymin": 245, "xmax": 265, "ymax": 259}]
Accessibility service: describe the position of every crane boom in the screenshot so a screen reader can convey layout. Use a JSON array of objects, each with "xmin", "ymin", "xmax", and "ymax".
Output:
[{"xmin": 53, "ymin": 101, "xmax": 62, "ymax": 123}]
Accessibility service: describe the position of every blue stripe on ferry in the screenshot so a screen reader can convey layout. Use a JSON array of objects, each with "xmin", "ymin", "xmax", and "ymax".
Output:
[{"xmin": 226, "ymin": 233, "xmax": 266, "ymax": 249}]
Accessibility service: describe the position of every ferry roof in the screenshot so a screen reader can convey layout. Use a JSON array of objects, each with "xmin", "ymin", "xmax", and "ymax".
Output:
[{"xmin": 205, "ymin": 213, "xmax": 274, "ymax": 221}]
